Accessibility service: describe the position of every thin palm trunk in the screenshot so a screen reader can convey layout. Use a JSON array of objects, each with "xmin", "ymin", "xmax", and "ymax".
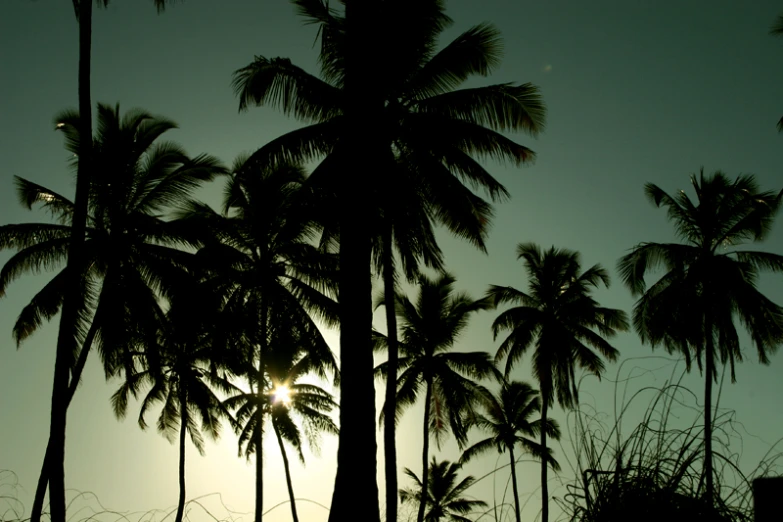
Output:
[
  {"xmin": 273, "ymin": 419, "xmax": 300, "ymax": 522},
  {"xmin": 31, "ymin": 317, "xmax": 100, "ymax": 522},
  {"xmin": 174, "ymin": 391, "xmax": 187, "ymax": 522},
  {"xmin": 508, "ymin": 444, "xmax": 521, "ymax": 522},
  {"xmin": 540, "ymin": 397, "xmax": 549, "ymax": 522},
  {"xmin": 256, "ymin": 300, "xmax": 268, "ymax": 522},
  {"xmin": 44, "ymin": 1, "xmax": 94, "ymax": 520},
  {"xmin": 328, "ymin": 2, "xmax": 380, "ymax": 519},
  {"xmin": 416, "ymin": 378, "xmax": 433, "ymax": 522},
  {"xmin": 30, "ymin": 445, "xmax": 51, "ymax": 522},
  {"xmin": 704, "ymin": 326, "xmax": 715, "ymax": 503},
  {"xmin": 330, "ymin": 195, "xmax": 377, "ymax": 522},
  {"xmin": 382, "ymin": 224, "xmax": 399, "ymax": 522}
]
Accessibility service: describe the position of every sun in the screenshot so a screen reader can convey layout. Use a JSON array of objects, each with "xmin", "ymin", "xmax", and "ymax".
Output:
[{"xmin": 272, "ymin": 385, "xmax": 292, "ymax": 406}]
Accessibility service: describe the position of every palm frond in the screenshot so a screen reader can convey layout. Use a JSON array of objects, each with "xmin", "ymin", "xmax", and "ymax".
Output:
[{"xmin": 233, "ymin": 56, "xmax": 342, "ymax": 121}]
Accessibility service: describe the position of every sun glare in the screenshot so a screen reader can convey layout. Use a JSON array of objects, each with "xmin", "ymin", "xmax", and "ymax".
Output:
[{"xmin": 272, "ymin": 385, "xmax": 292, "ymax": 406}]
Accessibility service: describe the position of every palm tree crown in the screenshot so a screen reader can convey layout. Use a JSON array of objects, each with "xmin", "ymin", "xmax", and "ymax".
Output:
[
  {"xmin": 460, "ymin": 380, "xmax": 560, "ymax": 522},
  {"xmin": 382, "ymin": 272, "xmax": 498, "ymax": 448},
  {"xmin": 0, "ymin": 103, "xmax": 225, "ymax": 374},
  {"xmin": 489, "ymin": 244, "xmax": 629, "ymax": 407},
  {"xmin": 400, "ymin": 458, "xmax": 488, "ymax": 522},
  {"xmin": 461, "ymin": 381, "xmax": 560, "ymax": 467}
]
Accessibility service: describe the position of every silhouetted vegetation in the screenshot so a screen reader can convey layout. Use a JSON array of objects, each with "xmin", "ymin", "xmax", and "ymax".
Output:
[
  {"xmin": 559, "ymin": 359, "xmax": 782, "ymax": 522},
  {"xmin": 2, "ymin": 2, "xmax": 783, "ymax": 522}
]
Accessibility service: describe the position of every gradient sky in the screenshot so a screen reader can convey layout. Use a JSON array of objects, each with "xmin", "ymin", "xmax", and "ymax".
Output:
[{"xmin": 2, "ymin": 1, "xmax": 783, "ymax": 521}]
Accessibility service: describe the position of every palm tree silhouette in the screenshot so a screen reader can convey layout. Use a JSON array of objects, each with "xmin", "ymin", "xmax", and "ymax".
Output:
[
  {"xmin": 617, "ymin": 170, "xmax": 783, "ymax": 504},
  {"xmin": 488, "ymin": 243, "xmax": 629, "ymax": 522},
  {"xmin": 176, "ymin": 155, "xmax": 338, "ymax": 522},
  {"xmin": 45, "ymin": 2, "xmax": 174, "ymax": 519},
  {"xmin": 459, "ymin": 380, "xmax": 560, "ymax": 522},
  {"xmin": 224, "ymin": 335, "xmax": 339, "ymax": 522},
  {"xmin": 371, "ymin": 151, "xmax": 499, "ymax": 522},
  {"xmin": 233, "ymin": 2, "xmax": 544, "ymax": 518},
  {"xmin": 111, "ymin": 279, "xmax": 238, "ymax": 522},
  {"xmin": 376, "ymin": 272, "xmax": 498, "ymax": 522},
  {"xmin": 0, "ymin": 102, "xmax": 223, "ymax": 522},
  {"xmin": 400, "ymin": 457, "xmax": 488, "ymax": 522}
]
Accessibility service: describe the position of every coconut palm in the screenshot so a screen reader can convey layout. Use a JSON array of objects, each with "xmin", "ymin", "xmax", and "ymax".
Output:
[
  {"xmin": 223, "ymin": 329, "xmax": 339, "ymax": 522},
  {"xmin": 617, "ymin": 170, "xmax": 783, "ymax": 504},
  {"xmin": 111, "ymin": 279, "xmax": 239, "ymax": 522},
  {"xmin": 175, "ymin": 155, "xmax": 338, "ymax": 522},
  {"xmin": 459, "ymin": 381, "xmax": 561, "ymax": 522},
  {"xmin": 233, "ymin": 2, "xmax": 544, "ymax": 518},
  {"xmin": 488, "ymin": 244, "xmax": 629, "ymax": 522},
  {"xmin": 369, "ymin": 152, "xmax": 491, "ymax": 522},
  {"xmin": 45, "ymin": 2, "xmax": 175, "ymax": 519},
  {"xmin": 0, "ymin": 102, "xmax": 223, "ymax": 522},
  {"xmin": 400, "ymin": 458, "xmax": 488, "ymax": 522},
  {"xmin": 375, "ymin": 272, "xmax": 498, "ymax": 522}
]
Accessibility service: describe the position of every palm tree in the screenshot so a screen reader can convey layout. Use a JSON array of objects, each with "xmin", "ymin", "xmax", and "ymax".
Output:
[
  {"xmin": 488, "ymin": 243, "xmax": 629, "ymax": 522},
  {"xmin": 232, "ymin": 3, "xmax": 545, "ymax": 518},
  {"xmin": 320, "ymin": 146, "xmax": 490, "ymax": 522},
  {"xmin": 176, "ymin": 155, "xmax": 338, "ymax": 522},
  {"xmin": 225, "ymin": 334, "xmax": 339, "ymax": 522},
  {"xmin": 400, "ymin": 458, "xmax": 488, "ymax": 522},
  {"xmin": 617, "ymin": 170, "xmax": 783, "ymax": 504},
  {"xmin": 45, "ymin": 2, "xmax": 174, "ymax": 520},
  {"xmin": 459, "ymin": 381, "xmax": 561, "ymax": 522},
  {"xmin": 111, "ymin": 279, "xmax": 238, "ymax": 522},
  {"xmin": 376, "ymin": 272, "xmax": 498, "ymax": 522},
  {"xmin": 0, "ymin": 102, "xmax": 223, "ymax": 522}
]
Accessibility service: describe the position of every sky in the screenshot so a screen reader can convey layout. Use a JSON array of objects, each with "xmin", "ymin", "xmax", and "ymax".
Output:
[{"xmin": 2, "ymin": 1, "xmax": 783, "ymax": 521}]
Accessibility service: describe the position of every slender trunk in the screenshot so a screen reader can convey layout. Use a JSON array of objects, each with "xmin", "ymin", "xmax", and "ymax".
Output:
[
  {"xmin": 508, "ymin": 444, "xmax": 521, "ymax": 522},
  {"xmin": 256, "ymin": 301, "xmax": 268, "ymax": 522},
  {"xmin": 30, "ymin": 449, "xmax": 51, "ymax": 522},
  {"xmin": 416, "ymin": 379, "xmax": 433, "ymax": 522},
  {"xmin": 540, "ymin": 395, "xmax": 549, "ymax": 522},
  {"xmin": 382, "ymin": 225, "xmax": 399, "ymax": 522},
  {"xmin": 44, "ymin": 2, "xmax": 94, "ymax": 521},
  {"xmin": 329, "ymin": 175, "xmax": 377, "ymax": 522},
  {"xmin": 31, "ymin": 318, "xmax": 100, "ymax": 522},
  {"xmin": 704, "ymin": 330, "xmax": 715, "ymax": 503},
  {"xmin": 328, "ymin": 2, "xmax": 380, "ymax": 521},
  {"xmin": 273, "ymin": 418, "xmax": 299, "ymax": 522},
  {"xmin": 174, "ymin": 392, "xmax": 187, "ymax": 522}
]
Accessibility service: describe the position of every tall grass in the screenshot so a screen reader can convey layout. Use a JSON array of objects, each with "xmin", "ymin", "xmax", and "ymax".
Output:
[
  {"xmin": 1, "ymin": 471, "xmax": 25, "ymax": 522},
  {"xmin": 557, "ymin": 357, "xmax": 783, "ymax": 522}
]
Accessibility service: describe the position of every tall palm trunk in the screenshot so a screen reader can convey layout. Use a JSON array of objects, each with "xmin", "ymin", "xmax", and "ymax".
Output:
[
  {"xmin": 31, "ymin": 318, "xmax": 100, "ymax": 522},
  {"xmin": 704, "ymin": 327, "xmax": 715, "ymax": 503},
  {"xmin": 416, "ymin": 378, "xmax": 433, "ymax": 522},
  {"xmin": 44, "ymin": 1, "xmax": 94, "ymax": 521},
  {"xmin": 540, "ymin": 394, "xmax": 549, "ymax": 522},
  {"xmin": 273, "ymin": 418, "xmax": 300, "ymax": 522},
  {"xmin": 256, "ymin": 300, "xmax": 268, "ymax": 522},
  {"xmin": 382, "ymin": 224, "xmax": 399, "ymax": 522},
  {"xmin": 174, "ymin": 391, "xmax": 187, "ymax": 522},
  {"xmin": 508, "ymin": 444, "xmax": 521, "ymax": 522},
  {"xmin": 328, "ymin": 1, "xmax": 380, "ymax": 521}
]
